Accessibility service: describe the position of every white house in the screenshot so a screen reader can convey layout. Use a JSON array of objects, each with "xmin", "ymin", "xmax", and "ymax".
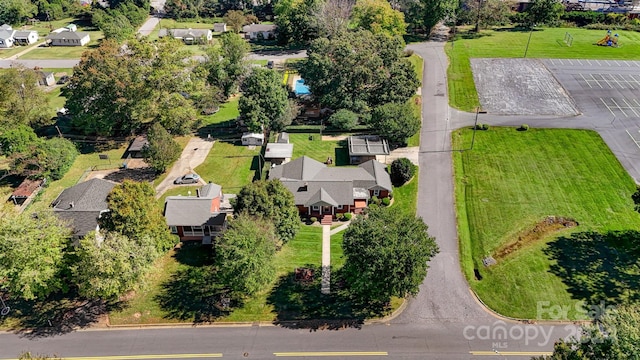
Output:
[
  {"xmin": 46, "ymin": 31, "xmax": 90, "ymax": 46},
  {"xmin": 0, "ymin": 24, "xmax": 15, "ymax": 48},
  {"xmin": 242, "ymin": 24, "xmax": 277, "ymax": 40},
  {"xmin": 213, "ymin": 23, "xmax": 227, "ymax": 33},
  {"xmin": 241, "ymin": 132, "xmax": 265, "ymax": 146},
  {"xmin": 158, "ymin": 28, "xmax": 212, "ymax": 44},
  {"xmin": 13, "ymin": 30, "xmax": 39, "ymax": 45}
]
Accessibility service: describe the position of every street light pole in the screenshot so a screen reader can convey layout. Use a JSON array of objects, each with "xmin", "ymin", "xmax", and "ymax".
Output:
[{"xmin": 524, "ymin": 26, "xmax": 534, "ymax": 58}]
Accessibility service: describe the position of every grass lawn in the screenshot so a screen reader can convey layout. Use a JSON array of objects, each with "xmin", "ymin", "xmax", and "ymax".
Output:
[
  {"xmin": 290, "ymin": 133, "xmax": 349, "ymax": 166},
  {"xmin": 0, "ymin": 42, "xmax": 41, "ymax": 59},
  {"xmin": 199, "ymin": 96, "xmax": 240, "ymax": 128},
  {"xmin": 453, "ymin": 127, "xmax": 640, "ymax": 319},
  {"xmin": 391, "ymin": 174, "xmax": 418, "ymax": 216},
  {"xmin": 446, "ymin": 27, "xmax": 640, "ymax": 111},
  {"xmin": 193, "ymin": 140, "xmax": 259, "ymax": 194},
  {"xmin": 406, "ymin": 53, "xmax": 423, "ymax": 148}
]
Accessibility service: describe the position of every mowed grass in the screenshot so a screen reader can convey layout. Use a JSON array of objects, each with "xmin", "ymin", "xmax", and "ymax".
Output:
[
  {"xmin": 199, "ymin": 96, "xmax": 240, "ymax": 127},
  {"xmin": 391, "ymin": 174, "xmax": 418, "ymax": 216},
  {"xmin": 407, "ymin": 54, "xmax": 423, "ymax": 148},
  {"xmin": 194, "ymin": 140, "xmax": 258, "ymax": 194},
  {"xmin": 453, "ymin": 127, "xmax": 640, "ymax": 319},
  {"xmin": 290, "ymin": 133, "xmax": 349, "ymax": 165},
  {"xmin": 446, "ymin": 27, "xmax": 640, "ymax": 111}
]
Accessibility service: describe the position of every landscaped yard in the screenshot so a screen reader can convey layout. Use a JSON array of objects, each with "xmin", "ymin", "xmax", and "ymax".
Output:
[
  {"xmin": 289, "ymin": 133, "xmax": 349, "ymax": 166},
  {"xmin": 193, "ymin": 140, "xmax": 259, "ymax": 193},
  {"xmin": 446, "ymin": 27, "xmax": 640, "ymax": 111},
  {"xmin": 453, "ymin": 127, "xmax": 640, "ymax": 319},
  {"xmin": 16, "ymin": 18, "xmax": 103, "ymax": 60}
]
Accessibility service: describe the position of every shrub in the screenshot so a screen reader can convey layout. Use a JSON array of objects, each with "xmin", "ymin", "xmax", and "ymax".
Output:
[
  {"xmin": 403, "ymin": 49, "xmax": 414, "ymax": 57},
  {"xmin": 336, "ymin": 213, "xmax": 344, "ymax": 220},
  {"xmin": 382, "ymin": 197, "xmax": 391, "ymax": 206},
  {"xmin": 482, "ymin": 123, "xmax": 490, "ymax": 130},
  {"xmin": 561, "ymin": 11, "xmax": 606, "ymax": 27},
  {"xmin": 518, "ymin": 124, "xmax": 530, "ymax": 131},
  {"xmin": 344, "ymin": 212, "xmax": 353, "ymax": 221},
  {"xmin": 390, "ymin": 157, "xmax": 417, "ymax": 186},
  {"xmin": 310, "ymin": 217, "xmax": 317, "ymax": 224},
  {"xmin": 370, "ymin": 196, "xmax": 381, "ymax": 205},
  {"xmin": 329, "ymin": 109, "xmax": 359, "ymax": 131}
]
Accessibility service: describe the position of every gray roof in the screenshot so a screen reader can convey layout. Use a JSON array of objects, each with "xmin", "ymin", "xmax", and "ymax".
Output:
[
  {"xmin": 128, "ymin": 135, "xmax": 149, "ymax": 152},
  {"xmin": 13, "ymin": 30, "xmax": 37, "ymax": 39},
  {"xmin": 0, "ymin": 29, "xmax": 13, "ymax": 39},
  {"xmin": 264, "ymin": 143, "xmax": 293, "ymax": 159},
  {"xmin": 269, "ymin": 156, "xmax": 325, "ymax": 181},
  {"xmin": 0, "ymin": 24, "xmax": 11, "ymax": 30},
  {"xmin": 164, "ymin": 183, "xmax": 225, "ymax": 226},
  {"xmin": 280, "ymin": 180, "xmax": 353, "ymax": 207},
  {"xmin": 51, "ymin": 178, "xmax": 116, "ymax": 237},
  {"xmin": 242, "ymin": 24, "xmax": 277, "ymax": 33},
  {"xmin": 167, "ymin": 28, "xmax": 211, "ymax": 38},
  {"xmin": 359, "ymin": 159, "xmax": 393, "ymax": 191},
  {"xmin": 46, "ymin": 31, "xmax": 89, "ymax": 40},
  {"xmin": 348, "ymin": 135, "xmax": 390, "ymax": 156},
  {"xmin": 277, "ymin": 132, "xmax": 289, "ymax": 143},
  {"xmin": 242, "ymin": 132, "xmax": 264, "ymax": 139}
]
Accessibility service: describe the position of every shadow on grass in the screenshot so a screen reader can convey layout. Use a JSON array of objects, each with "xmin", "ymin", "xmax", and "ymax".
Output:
[
  {"xmin": 0, "ymin": 294, "xmax": 120, "ymax": 339},
  {"xmin": 267, "ymin": 266, "xmax": 391, "ymax": 331},
  {"xmin": 545, "ymin": 230, "xmax": 640, "ymax": 305}
]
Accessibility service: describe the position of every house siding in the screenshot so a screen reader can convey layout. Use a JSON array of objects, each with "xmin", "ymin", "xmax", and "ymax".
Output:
[{"xmin": 210, "ymin": 197, "xmax": 220, "ymax": 212}]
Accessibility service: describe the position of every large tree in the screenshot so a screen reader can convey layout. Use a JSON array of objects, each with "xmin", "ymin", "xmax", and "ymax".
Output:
[
  {"xmin": 0, "ymin": 67, "xmax": 52, "ymax": 128},
  {"xmin": 72, "ymin": 232, "xmax": 158, "ymax": 299},
  {"xmin": 200, "ymin": 32, "xmax": 250, "ymax": 98},
  {"xmin": 0, "ymin": 124, "xmax": 38, "ymax": 156},
  {"xmin": 524, "ymin": 0, "xmax": 563, "ymax": 27},
  {"xmin": 239, "ymin": 68, "xmax": 291, "ymax": 133},
  {"xmin": 65, "ymin": 38, "xmax": 197, "ymax": 136},
  {"xmin": 234, "ymin": 180, "xmax": 300, "ymax": 245},
  {"xmin": 0, "ymin": 0, "xmax": 37, "ymax": 25},
  {"xmin": 142, "ymin": 123, "xmax": 181, "ymax": 173},
  {"xmin": 457, "ymin": 0, "xmax": 513, "ymax": 31},
  {"xmin": 215, "ymin": 213, "xmax": 277, "ymax": 298},
  {"xmin": 403, "ymin": 0, "xmax": 455, "ymax": 35},
  {"xmin": 299, "ymin": 30, "xmax": 420, "ymax": 113},
  {"xmin": 342, "ymin": 206, "xmax": 438, "ymax": 306},
  {"xmin": 10, "ymin": 137, "xmax": 79, "ymax": 180},
  {"xmin": 0, "ymin": 210, "xmax": 71, "ymax": 300},
  {"xmin": 99, "ymin": 180, "xmax": 177, "ymax": 252},
  {"xmin": 368, "ymin": 101, "xmax": 421, "ymax": 146},
  {"xmin": 351, "ymin": 0, "xmax": 407, "ymax": 36},
  {"xmin": 313, "ymin": 0, "xmax": 353, "ymax": 38},
  {"xmin": 274, "ymin": 0, "xmax": 322, "ymax": 45}
]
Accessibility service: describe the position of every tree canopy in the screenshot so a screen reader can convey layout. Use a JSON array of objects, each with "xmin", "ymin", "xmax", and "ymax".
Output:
[
  {"xmin": 10, "ymin": 137, "xmax": 79, "ymax": 180},
  {"xmin": 274, "ymin": 0, "xmax": 322, "ymax": 45},
  {"xmin": 402, "ymin": 0, "xmax": 455, "ymax": 34},
  {"xmin": 342, "ymin": 206, "xmax": 438, "ymax": 306},
  {"xmin": 0, "ymin": 0, "xmax": 37, "ymax": 25},
  {"xmin": 299, "ymin": 30, "xmax": 420, "ymax": 113},
  {"xmin": 0, "ymin": 67, "xmax": 52, "ymax": 128},
  {"xmin": 351, "ymin": 0, "xmax": 406, "ymax": 36},
  {"xmin": 368, "ymin": 101, "xmax": 421, "ymax": 145},
  {"xmin": 142, "ymin": 123, "xmax": 181, "ymax": 173},
  {"xmin": 234, "ymin": 180, "xmax": 300, "ymax": 245},
  {"xmin": 0, "ymin": 210, "xmax": 71, "ymax": 300},
  {"xmin": 199, "ymin": 32, "xmax": 250, "ymax": 98},
  {"xmin": 239, "ymin": 68, "xmax": 291, "ymax": 133},
  {"xmin": 524, "ymin": 0, "xmax": 564, "ymax": 27}
]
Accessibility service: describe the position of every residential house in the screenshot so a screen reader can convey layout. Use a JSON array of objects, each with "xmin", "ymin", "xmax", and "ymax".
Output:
[
  {"xmin": 264, "ymin": 142, "xmax": 294, "ymax": 165},
  {"xmin": 126, "ymin": 135, "xmax": 149, "ymax": 158},
  {"xmin": 241, "ymin": 132, "xmax": 265, "ymax": 146},
  {"xmin": 269, "ymin": 156, "xmax": 392, "ymax": 221},
  {"xmin": 9, "ymin": 178, "xmax": 45, "ymax": 207},
  {"xmin": 242, "ymin": 24, "xmax": 277, "ymax": 40},
  {"xmin": 164, "ymin": 182, "xmax": 233, "ymax": 243},
  {"xmin": 36, "ymin": 71, "xmax": 56, "ymax": 86},
  {"xmin": 347, "ymin": 135, "xmax": 390, "ymax": 165},
  {"xmin": 0, "ymin": 25, "xmax": 14, "ymax": 48},
  {"xmin": 159, "ymin": 28, "xmax": 212, "ymax": 44},
  {"xmin": 213, "ymin": 23, "xmax": 227, "ymax": 33},
  {"xmin": 13, "ymin": 30, "xmax": 39, "ymax": 45},
  {"xmin": 46, "ymin": 31, "xmax": 90, "ymax": 46},
  {"xmin": 51, "ymin": 178, "xmax": 116, "ymax": 239}
]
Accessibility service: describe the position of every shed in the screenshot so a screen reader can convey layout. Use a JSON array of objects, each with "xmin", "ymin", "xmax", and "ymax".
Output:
[
  {"xmin": 37, "ymin": 71, "xmax": 56, "ymax": 86},
  {"xmin": 347, "ymin": 135, "xmax": 390, "ymax": 165},
  {"xmin": 213, "ymin": 23, "xmax": 227, "ymax": 32},
  {"xmin": 241, "ymin": 132, "xmax": 265, "ymax": 146},
  {"xmin": 65, "ymin": 24, "xmax": 78, "ymax": 32},
  {"xmin": 9, "ymin": 178, "xmax": 45, "ymax": 206},
  {"xmin": 126, "ymin": 135, "xmax": 149, "ymax": 158},
  {"xmin": 277, "ymin": 132, "xmax": 290, "ymax": 144},
  {"xmin": 264, "ymin": 142, "xmax": 294, "ymax": 165}
]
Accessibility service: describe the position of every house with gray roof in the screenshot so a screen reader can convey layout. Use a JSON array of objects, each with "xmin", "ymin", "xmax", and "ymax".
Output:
[
  {"xmin": 269, "ymin": 156, "xmax": 392, "ymax": 222},
  {"xmin": 0, "ymin": 25, "xmax": 15, "ymax": 48},
  {"xmin": 347, "ymin": 135, "xmax": 390, "ymax": 164},
  {"xmin": 13, "ymin": 30, "xmax": 38, "ymax": 45},
  {"xmin": 242, "ymin": 24, "xmax": 277, "ymax": 40},
  {"xmin": 46, "ymin": 30, "xmax": 90, "ymax": 46},
  {"xmin": 158, "ymin": 28, "xmax": 212, "ymax": 44},
  {"xmin": 51, "ymin": 178, "xmax": 116, "ymax": 239},
  {"xmin": 264, "ymin": 142, "xmax": 293, "ymax": 165},
  {"xmin": 164, "ymin": 182, "xmax": 233, "ymax": 244}
]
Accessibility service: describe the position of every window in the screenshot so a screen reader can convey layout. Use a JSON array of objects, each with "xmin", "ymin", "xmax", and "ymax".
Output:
[
  {"xmin": 373, "ymin": 189, "xmax": 380, "ymax": 196},
  {"xmin": 170, "ymin": 226, "xmax": 178, "ymax": 234},
  {"xmin": 183, "ymin": 226, "xmax": 204, "ymax": 236},
  {"xmin": 337, "ymin": 205, "xmax": 343, "ymax": 210},
  {"xmin": 312, "ymin": 205, "xmax": 320, "ymax": 211}
]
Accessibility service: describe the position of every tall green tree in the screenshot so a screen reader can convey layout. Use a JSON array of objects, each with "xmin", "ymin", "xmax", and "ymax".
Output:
[
  {"xmin": 524, "ymin": 0, "xmax": 564, "ymax": 27},
  {"xmin": 351, "ymin": 0, "xmax": 407, "ymax": 36},
  {"xmin": 299, "ymin": 30, "xmax": 420, "ymax": 113},
  {"xmin": 234, "ymin": 180, "xmax": 300, "ymax": 245},
  {"xmin": 274, "ymin": 0, "xmax": 322, "ymax": 44},
  {"xmin": 239, "ymin": 68, "xmax": 291, "ymax": 133},
  {"xmin": 403, "ymin": 0, "xmax": 455, "ymax": 34},
  {"xmin": 99, "ymin": 180, "xmax": 177, "ymax": 252},
  {"xmin": 0, "ymin": 124, "xmax": 38, "ymax": 156},
  {"xmin": 0, "ymin": 0, "xmax": 37, "ymax": 25},
  {"xmin": 72, "ymin": 232, "xmax": 158, "ymax": 299},
  {"xmin": 0, "ymin": 210, "xmax": 71, "ymax": 300},
  {"xmin": 368, "ymin": 101, "xmax": 421, "ymax": 146},
  {"xmin": 156, "ymin": 93, "xmax": 199, "ymax": 135},
  {"xmin": 0, "ymin": 67, "xmax": 52, "ymax": 128},
  {"xmin": 223, "ymin": 10, "xmax": 248, "ymax": 32},
  {"xmin": 142, "ymin": 123, "xmax": 181, "ymax": 173},
  {"xmin": 342, "ymin": 206, "xmax": 438, "ymax": 306},
  {"xmin": 200, "ymin": 32, "xmax": 250, "ymax": 98},
  {"xmin": 457, "ymin": 0, "xmax": 513, "ymax": 30},
  {"xmin": 215, "ymin": 213, "xmax": 277, "ymax": 298},
  {"xmin": 10, "ymin": 137, "xmax": 79, "ymax": 180},
  {"xmin": 329, "ymin": 109, "xmax": 359, "ymax": 131}
]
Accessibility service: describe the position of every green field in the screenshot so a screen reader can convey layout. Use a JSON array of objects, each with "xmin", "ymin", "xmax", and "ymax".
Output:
[
  {"xmin": 453, "ymin": 127, "xmax": 640, "ymax": 319},
  {"xmin": 290, "ymin": 133, "xmax": 349, "ymax": 166},
  {"xmin": 446, "ymin": 27, "xmax": 640, "ymax": 111},
  {"xmin": 193, "ymin": 140, "xmax": 259, "ymax": 194}
]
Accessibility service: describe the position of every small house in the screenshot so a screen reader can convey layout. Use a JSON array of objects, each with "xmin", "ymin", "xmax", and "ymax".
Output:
[
  {"xmin": 241, "ymin": 132, "xmax": 265, "ymax": 146},
  {"xmin": 126, "ymin": 135, "xmax": 149, "ymax": 158},
  {"xmin": 264, "ymin": 142, "xmax": 294, "ymax": 165},
  {"xmin": 13, "ymin": 30, "xmax": 38, "ymax": 45},
  {"xmin": 347, "ymin": 135, "xmax": 390, "ymax": 165},
  {"xmin": 9, "ymin": 178, "xmax": 45, "ymax": 207},
  {"xmin": 213, "ymin": 23, "xmax": 227, "ymax": 33},
  {"xmin": 65, "ymin": 24, "xmax": 78, "ymax": 32},
  {"xmin": 0, "ymin": 25, "xmax": 14, "ymax": 48},
  {"xmin": 36, "ymin": 71, "xmax": 56, "ymax": 86},
  {"xmin": 242, "ymin": 24, "xmax": 277, "ymax": 40},
  {"xmin": 159, "ymin": 28, "xmax": 212, "ymax": 44},
  {"xmin": 46, "ymin": 31, "xmax": 90, "ymax": 46}
]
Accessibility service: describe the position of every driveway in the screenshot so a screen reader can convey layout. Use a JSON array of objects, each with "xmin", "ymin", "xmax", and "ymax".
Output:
[
  {"xmin": 138, "ymin": 16, "xmax": 160, "ymax": 36},
  {"xmin": 154, "ymin": 137, "xmax": 215, "ymax": 198}
]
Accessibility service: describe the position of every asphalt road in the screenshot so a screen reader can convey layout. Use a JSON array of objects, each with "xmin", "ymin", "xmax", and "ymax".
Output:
[{"xmin": 0, "ymin": 59, "xmax": 80, "ymax": 68}]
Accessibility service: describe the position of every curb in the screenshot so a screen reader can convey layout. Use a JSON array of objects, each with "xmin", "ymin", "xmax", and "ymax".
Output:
[{"xmin": 365, "ymin": 298, "xmax": 408, "ymax": 325}]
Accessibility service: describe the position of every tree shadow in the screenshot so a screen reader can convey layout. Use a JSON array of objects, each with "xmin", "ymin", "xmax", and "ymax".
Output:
[
  {"xmin": 102, "ymin": 168, "xmax": 158, "ymax": 183},
  {"xmin": 1, "ymin": 295, "xmax": 120, "ymax": 339},
  {"xmin": 268, "ymin": 265, "xmax": 392, "ymax": 331},
  {"xmin": 545, "ymin": 230, "xmax": 640, "ymax": 305},
  {"xmin": 173, "ymin": 243, "xmax": 213, "ymax": 267}
]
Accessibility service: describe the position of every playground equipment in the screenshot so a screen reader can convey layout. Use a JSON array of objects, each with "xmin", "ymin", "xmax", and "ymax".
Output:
[{"xmin": 596, "ymin": 30, "xmax": 619, "ymax": 47}]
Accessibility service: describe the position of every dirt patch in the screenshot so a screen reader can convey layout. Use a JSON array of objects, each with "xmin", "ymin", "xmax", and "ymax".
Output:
[
  {"xmin": 322, "ymin": 135, "xmax": 348, "ymax": 141},
  {"xmin": 86, "ymin": 168, "xmax": 158, "ymax": 183},
  {"xmin": 494, "ymin": 216, "xmax": 578, "ymax": 260}
]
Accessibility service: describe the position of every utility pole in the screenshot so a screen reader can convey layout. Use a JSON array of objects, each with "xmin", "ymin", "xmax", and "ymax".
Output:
[
  {"xmin": 524, "ymin": 25, "xmax": 535, "ymax": 58},
  {"xmin": 469, "ymin": 107, "xmax": 487, "ymax": 151}
]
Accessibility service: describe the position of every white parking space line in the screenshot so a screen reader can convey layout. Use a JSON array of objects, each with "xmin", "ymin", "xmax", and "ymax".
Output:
[
  {"xmin": 577, "ymin": 59, "xmax": 583, "ymax": 66},
  {"xmin": 610, "ymin": 98, "xmax": 629, "ymax": 117},
  {"xmin": 610, "ymin": 74, "xmax": 624, "ymax": 88},
  {"xmin": 605, "ymin": 60, "xmax": 612, "ymax": 66},
  {"xmin": 623, "ymin": 99, "xmax": 640, "ymax": 117},
  {"xmin": 601, "ymin": 98, "xmax": 616, "ymax": 116},
  {"xmin": 590, "ymin": 74, "xmax": 604, "ymax": 88},
  {"xmin": 626, "ymin": 130, "xmax": 640, "ymax": 150},
  {"xmin": 580, "ymin": 73, "xmax": 593, "ymax": 88}
]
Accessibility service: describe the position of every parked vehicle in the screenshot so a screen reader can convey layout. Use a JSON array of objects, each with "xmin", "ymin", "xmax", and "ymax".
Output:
[{"xmin": 174, "ymin": 173, "xmax": 200, "ymax": 184}]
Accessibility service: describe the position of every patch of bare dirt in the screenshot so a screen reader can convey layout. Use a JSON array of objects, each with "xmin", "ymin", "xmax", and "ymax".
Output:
[{"xmin": 494, "ymin": 216, "xmax": 578, "ymax": 260}]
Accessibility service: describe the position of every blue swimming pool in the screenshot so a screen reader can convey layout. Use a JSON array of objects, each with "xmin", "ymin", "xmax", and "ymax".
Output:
[{"xmin": 294, "ymin": 78, "xmax": 311, "ymax": 96}]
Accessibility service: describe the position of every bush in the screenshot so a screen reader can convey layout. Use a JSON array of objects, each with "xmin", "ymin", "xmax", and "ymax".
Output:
[
  {"xmin": 336, "ymin": 213, "xmax": 344, "ymax": 220},
  {"xmin": 403, "ymin": 49, "xmax": 414, "ymax": 57},
  {"xmin": 344, "ymin": 212, "xmax": 353, "ymax": 221},
  {"xmin": 382, "ymin": 197, "xmax": 391, "ymax": 206},
  {"xmin": 390, "ymin": 157, "xmax": 417, "ymax": 186},
  {"xmin": 561, "ymin": 11, "xmax": 605, "ymax": 27},
  {"xmin": 329, "ymin": 109, "xmax": 359, "ymax": 131},
  {"xmin": 482, "ymin": 123, "xmax": 489, "ymax": 130},
  {"xmin": 518, "ymin": 124, "xmax": 530, "ymax": 131},
  {"xmin": 310, "ymin": 217, "xmax": 317, "ymax": 224}
]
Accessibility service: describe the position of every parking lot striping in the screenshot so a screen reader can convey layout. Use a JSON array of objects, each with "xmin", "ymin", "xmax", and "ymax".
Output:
[
  {"xmin": 623, "ymin": 98, "xmax": 640, "ymax": 117},
  {"xmin": 600, "ymin": 98, "xmax": 616, "ymax": 116},
  {"xmin": 579, "ymin": 73, "xmax": 593, "ymax": 88},
  {"xmin": 470, "ymin": 351, "xmax": 552, "ymax": 356},
  {"xmin": 274, "ymin": 352, "xmax": 388, "ymax": 357},
  {"xmin": 577, "ymin": 74, "xmax": 640, "ymax": 90},
  {"xmin": 625, "ymin": 130, "xmax": 640, "ymax": 151},
  {"xmin": 610, "ymin": 98, "xmax": 629, "ymax": 117}
]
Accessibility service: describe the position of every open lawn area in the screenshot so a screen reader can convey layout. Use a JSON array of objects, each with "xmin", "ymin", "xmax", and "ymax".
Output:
[
  {"xmin": 446, "ymin": 27, "xmax": 640, "ymax": 111},
  {"xmin": 199, "ymin": 96, "xmax": 240, "ymax": 128},
  {"xmin": 453, "ymin": 127, "xmax": 640, "ymax": 319},
  {"xmin": 290, "ymin": 133, "xmax": 349, "ymax": 166},
  {"xmin": 193, "ymin": 140, "xmax": 259, "ymax": 194}
]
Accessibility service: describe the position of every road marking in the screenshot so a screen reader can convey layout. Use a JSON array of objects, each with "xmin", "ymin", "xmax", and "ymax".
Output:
[
  {"xmin": 470, "ymin": 351, "xmax": 552, "ymax": 356},
  {"xmin": 590, "ymin": 73, "xmax": 603, "ymax": 88},
  {"xmin": 623, "ymin": 98, "xmax": 640, "ymax": 117},
  {"xmin": 0, "ymin": 355, "xmax": 224, "ymax": 360},
  {"xmin": 600, "ymin": 98, "xmax": 616, "ymax": 116},
  {"xmin": 610, "ymin": 98, "xmax": 628, "ymax": 117},
  {"xmin": 625, "ymin": 130, "xmax": 640, "ymax": 150},
  {"xmin": 274, "ymin": 352, "xmax": 388, "ymax": 357}
]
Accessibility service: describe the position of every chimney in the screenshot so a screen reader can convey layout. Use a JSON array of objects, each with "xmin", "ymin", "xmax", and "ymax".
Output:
[{"xmin": 69, "ymin": 201, "xmax": 74, "ymax": 209}]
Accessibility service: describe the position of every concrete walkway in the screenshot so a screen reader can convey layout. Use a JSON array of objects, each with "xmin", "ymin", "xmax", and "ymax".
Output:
[
  {"xmin": 6, "ymin": 41, "xmax": 47, "ymax": 60},
  {"xmin": 154, "ymin": 137, "xmax": 215, "ymax": 198},
  {"xmin": 321, "ymin": 225, "xmax": 330, "ymax": 294}
]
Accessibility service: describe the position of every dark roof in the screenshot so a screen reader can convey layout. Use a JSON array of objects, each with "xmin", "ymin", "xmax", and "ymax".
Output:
[
  {"xmin": 55, "ymin": 210, "xmax": 103, "ymax": 238},
  {"xmin": 242, "ymin": 24, "xmax": 277, "ymax": 33},
  {"xmin": 11, "ymin": 179, "xmax": 45, "ymax": 198},
  {"xmin": 348, "ymin": 135, "xmax": 390, "ymax": 156},
  {"xmin": 164, "ymin": 183, "xmax": 224, "ymax": 226},
  {"xmin": 280, "ymin": 180, "xmax": 353, "ymax": 207},
  {"xmin": 128, "ymin": 135, "xmax": 149, "ymax": 152},
  {"xmin": 46, "ymin": 31, "xmax": 89, "ymax": 40}
]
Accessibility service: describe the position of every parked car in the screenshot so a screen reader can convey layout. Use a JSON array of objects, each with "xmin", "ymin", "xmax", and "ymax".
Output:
[
  {"xmin": 57, "ymin": 75, "xmax": 70, "ymax": 84},
  {"xmin": 174, "ymin": 173, "xmax": 200, "ymax": 184}
]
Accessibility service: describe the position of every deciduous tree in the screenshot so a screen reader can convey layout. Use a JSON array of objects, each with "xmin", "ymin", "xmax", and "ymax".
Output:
[
  {"xmin": 10, "ymin": 137, "xmax": 79, "ymax": 180},
  {"xmin": 234, "ymin": 180, "xmax": 300, "ymax": 244},
  {"xmin": 0, "ymin": 67, "xmax": 52, "ymax": 128},
  {"xmin": 329, "ymin": 109, "xmax": 359, "ymax": 131},
  {"xmin": 351, "ymin": 0, "xmax": 407, "ymax": 36},
  {"xmin": 403, "ymin": 0, "xmax": 455, "ymax": 35},
  {"xmin": 223, "ymin": 10, "xmax": 248, "ymax": 32},
  {"xmin": 0, "ymin": 0, "xmax": 37, "ymax": 25},
  {"xmin": 215, "ymin": 213, "xmax": 277, "ymax": 298},
  {"xmin": 0, "ymin": 124, "xmax": 38, "ymax": 156},
  {"xmin": 524, "ymin": 0, "xmax": 563, "ymax": 27},
  {"xmin": 0, "ymin": 210, "xmax": 71, "ymax": 300},
  {"xmin": 390, "ymin": 157, "xmax": 416, "ymax": 186},
  {"xmin": 142, "ymin": 123, "xmax": 181, "ymax": 173},
  {"xmin": 342, "ymin": 206, "xmax": 438, "ymax": 306},
  {"xmin": 157, "ymin": 93, "xmax": 199, "ymax": 135},
  {"xmin": 368, "ymin": 101, "xmax": 421, "ymax": 146},
  {"xmin": 274, "ymin": 0, "xmax": 322, "ymax": 44},
  {"xmin": 238, "ymin": 68, "xmax": 290, "ymax": 133},
  {"xmin": 312, "ymin": 0, "xmax": 353, "ymax": 38},
  {"xmin": 200, "ymin": 32, "xmax": 250, "ymax": 98}
]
